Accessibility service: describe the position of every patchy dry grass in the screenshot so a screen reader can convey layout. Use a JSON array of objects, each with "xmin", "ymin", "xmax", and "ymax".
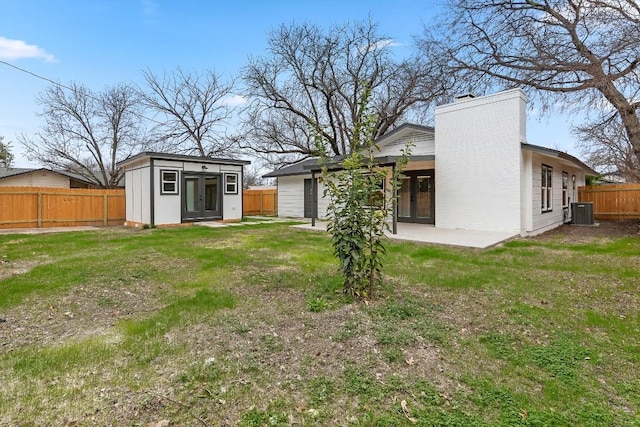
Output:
[{"xmin": 0, "ymin": 222, "xmax": 639, "ymax": 426}]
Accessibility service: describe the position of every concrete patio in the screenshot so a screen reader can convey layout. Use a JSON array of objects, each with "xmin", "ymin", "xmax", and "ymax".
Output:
[{"xmin": 293, "ymin": 221, "xmax": 518, "ymax": 249}]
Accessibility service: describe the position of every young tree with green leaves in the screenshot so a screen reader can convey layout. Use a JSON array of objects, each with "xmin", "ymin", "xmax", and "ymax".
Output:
[{"xmin": 316, "ymin": 91, "xmax": 411, "ymax": 298}]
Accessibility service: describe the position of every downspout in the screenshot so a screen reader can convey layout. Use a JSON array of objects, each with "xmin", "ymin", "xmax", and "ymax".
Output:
[
  {"xmin": 311, "ymin": 170, "xmax": 317, "ymax": 227},
  {"xmin": 240, "ymin": 166, "xmax": 244, "ymax": 220},
  {"xmin": 392, "ymin": 163, "xmax": 397, "ymax": 235},
  {"xmin": 149, "ymin": 158, "xmax": 155, "ymax": 227}
]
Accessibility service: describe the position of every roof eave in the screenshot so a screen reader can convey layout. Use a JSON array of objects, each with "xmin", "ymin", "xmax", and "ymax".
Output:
[
  {"xmin": 521, "ymin": 143, "xmax": 597, "ymax": 175},
  {"xmin": 117, "ymin": 152, "xmax": 251, "ymax": 168}
]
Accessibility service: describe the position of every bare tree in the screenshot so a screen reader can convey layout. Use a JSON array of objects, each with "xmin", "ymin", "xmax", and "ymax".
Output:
[
  {"xmin": 18, "ymin": 83, "xmax": 145, "ymax": 188},
  {"xmin": 140, "ymin": 68, "xmax": 237, "ymax": 157},
  {"xmin": 240, "ymin": 19, "xmax": 452, "ymax": 166},
  {"xmin": 242, "ymin": 165, "xmax": 266, "ymax": 188},
  {"xmin": 575, "ymin": 116, "xmax": 640, "ymax": 182},
  {"xmin": 433, "ymin": 0, "xmax": 640, "ymax": 164},
  {"xmin": 0, "ymin": 136, "xmax": 14, "ymax": 168}
]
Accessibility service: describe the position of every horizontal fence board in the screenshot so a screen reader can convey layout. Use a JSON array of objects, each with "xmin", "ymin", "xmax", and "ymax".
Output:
[
  {"xmin": 578, "ymin": 184, "xmax": 640, "ymax": 220},
  {"xmin": 243, "ymin": 189, "xmax": 277, "ymax": 216},
  {"xmin": 0, "ymin": 186, "xmax": 125, "ymax": 229}
]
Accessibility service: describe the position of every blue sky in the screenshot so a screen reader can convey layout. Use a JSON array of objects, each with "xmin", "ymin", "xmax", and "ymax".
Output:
[{"xmin": 0, "ymin": 0, "xmax": 579, "ymax": 167}]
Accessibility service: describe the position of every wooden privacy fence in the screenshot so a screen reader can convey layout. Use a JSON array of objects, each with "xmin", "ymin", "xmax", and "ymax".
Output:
[
  {"xmin": 578, "ymin": 183, "xmax": 640, "ymax": 220},
  {"xmin": 0, "ymin": 186, "xmax": 125, "ymax": 229},
  {"xmin": 243, "ymin": 189, "xmax": 277, "ymax": 216}
]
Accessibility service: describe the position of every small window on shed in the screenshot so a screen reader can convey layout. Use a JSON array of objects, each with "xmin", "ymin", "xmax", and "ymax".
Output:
[
  {"xmin": 225, "ymin": 173, "xmax": 238, "ymax": 194},
  {"xmin": 161, "ymin": 170, "xmax": 179, "ymax": 195}
]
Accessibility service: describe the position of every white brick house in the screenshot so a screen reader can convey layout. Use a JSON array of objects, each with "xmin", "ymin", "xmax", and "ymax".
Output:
[{"xmin": 264, "ymin": 89, "xmax": 595, "ymax": 237}]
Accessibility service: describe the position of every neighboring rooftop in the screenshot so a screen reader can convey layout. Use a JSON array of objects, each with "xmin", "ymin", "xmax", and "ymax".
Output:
[{"xmin": 0, "ymin": 167, "xmax": 124, "ymax": 188}]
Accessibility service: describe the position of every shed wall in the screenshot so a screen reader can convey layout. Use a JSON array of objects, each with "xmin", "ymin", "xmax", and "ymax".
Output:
[
  {"xmin": 153, "ymin": 160, "xmax": 183, "ymax": 225},
  {"xmin": 221, "ymin": 165, "xmax": 244, "ymax": 221},
  {"xmin": 123, "ymin": 159, "xmax": 151, "ymax": 225}
]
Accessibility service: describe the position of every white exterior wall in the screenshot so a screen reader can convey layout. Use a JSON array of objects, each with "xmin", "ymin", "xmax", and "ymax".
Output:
[
  {"xmin": 123, "ymin": 159, "xmax": 151, "ymax": 225},
  {"xmin": 276, "ymin": 174, "xmax": 329, "ymax": 218},
  {"xmin": 0, "ymin": 171, "xmax": 69, "ymax": 188},
  {"xmin": 151, "ymin": 160, "xmax": 245, "ymax": 225},
  {"xmin": 377, "ymin": 130, "xmax": 435, "ymax": 157},
  {"xmin": 520, "ymin": 149, "xmax": 534, "ymax": 234},
  {"xmin": 124, "ymin": 156, "xmax": 245, "ymax": 226},
  {"xmin": 153, "ymin": 160, "xmax": 183, "ymax": 226},
  {"xmin": 529, "ymin": 153, "xmax": 586, "ymax": 235},
  {"xmin": 435, "ymin": 89, "xmax": 527, "ymax": 234},
  {"xmin": 221, "ymin": 165, "xmax": 244, "ymax": 221},
  {"xmin": 276, "ymin": 175, "xmax": 305, "ymax": 218}
]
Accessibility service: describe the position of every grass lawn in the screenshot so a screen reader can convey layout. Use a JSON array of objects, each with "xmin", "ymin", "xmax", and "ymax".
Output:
[{"xmin": 0, "ymin": 223, "xmax": 639, "ymax": 426}]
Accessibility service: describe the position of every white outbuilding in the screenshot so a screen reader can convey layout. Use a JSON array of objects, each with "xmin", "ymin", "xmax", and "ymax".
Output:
[{"xmin": 118, "ymin": 152, "xmax": 250, "ymax": 227}]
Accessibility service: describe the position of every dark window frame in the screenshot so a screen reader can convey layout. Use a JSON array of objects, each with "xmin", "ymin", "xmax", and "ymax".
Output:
[
  {"xmin": 541, "ymin": 164, "xmax": 553, "ymax": 213},
  {"xmin": 160, "ymin": 169, "xmax": 179, "ymax": 195},
  {"xmin": 562, "ymin": 171, "xmax": 569, "ymax": 208},
  {"xmin": 224, "ymin": 173, "xmax": 238, "ymax": 195}
]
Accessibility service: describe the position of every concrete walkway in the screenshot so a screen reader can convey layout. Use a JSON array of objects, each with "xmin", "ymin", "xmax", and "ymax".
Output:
[
  {"xmin": 0, "ymin": 226, "xmax": 102, "ymax": 235},
  {"xmin": 293, "ymin": 221, "xmax": 517, "ymax": 249},
  {"xmin": 195, "ymin": 216, "xmax": 297, "ymax": 228}
]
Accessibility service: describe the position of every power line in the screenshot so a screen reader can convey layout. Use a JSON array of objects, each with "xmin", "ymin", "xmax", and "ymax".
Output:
[{"xmin": 0, "ymin": 59, "xmax": 164, "ymax": 125}]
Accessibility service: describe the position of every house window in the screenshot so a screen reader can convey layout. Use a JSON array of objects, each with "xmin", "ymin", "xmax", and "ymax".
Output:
[
  {"xmin": 161, "ymin": 170, "xmax": 179, "ymax": 195},
  {"xmin": 367, "ymin": 175, "xmax": 386, "ymax": 208},
  {"xmin": 224, "ymin": 173, "xmax": 238, "ymax": 194},
  {"xmin": 541, "ymin": 165, "xmax": 552, "ymax": 212},
  {"xmin": 562, "ymin": 172, "xmax": 569, "ymax": 207}
]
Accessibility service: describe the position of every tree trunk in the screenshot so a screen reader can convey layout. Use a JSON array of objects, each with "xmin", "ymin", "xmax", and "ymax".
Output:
[{"xmin": 599, "ymin": 81, "xmax": 640, "ymax": 162}]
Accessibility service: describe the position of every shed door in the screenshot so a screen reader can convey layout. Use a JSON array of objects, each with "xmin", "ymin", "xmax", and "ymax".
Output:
[{"xmin": 183, "ymin": 174, "xmax": 221, "ymax": 221}]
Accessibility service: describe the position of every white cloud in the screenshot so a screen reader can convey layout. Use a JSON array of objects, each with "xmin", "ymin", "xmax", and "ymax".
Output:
[
  {"xmin": 141, "ymin": 0, "xmax": 159, "ymax": 20},
  {"xmin": 222, "ymin": 95, "xmax": 247, "ymax": 107},
  {"xmin": 0, "ymin": 37, "xmax": 56, "ymax": 62},
  {"xmin": 357, "ymin": 39, "xmax": 405, "ymax": 54},
  {"xmin": 371, "ymin": 39, "xmax": 404, "ymax": 50}
]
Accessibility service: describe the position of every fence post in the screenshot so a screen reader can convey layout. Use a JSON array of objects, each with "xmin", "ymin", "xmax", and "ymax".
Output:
[
  {"xmin": 103, "ymin": 194, "xmax": 108, "ymax": 226},
  {"xmin": 37, "ymin": 192, "xmax": 42, "ymax": 228},
  {"xmin": 260, "ymin": 192, "xmax": 263, "ymax": 215}
]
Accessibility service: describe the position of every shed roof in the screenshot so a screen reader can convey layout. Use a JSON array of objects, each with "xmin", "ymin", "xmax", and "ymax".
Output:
[{"xmin": 117, "ymin": 152, "xmax": 251, "ymax": 168}]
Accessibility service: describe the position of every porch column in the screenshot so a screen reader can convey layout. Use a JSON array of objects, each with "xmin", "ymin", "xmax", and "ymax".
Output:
[
  {"xmin": 311, "ymin": 170, "xmax": 317, "ymax": 227},
  {"xmin": 392, "ymin": 163, "xmax": 397, "ymax": 235}
]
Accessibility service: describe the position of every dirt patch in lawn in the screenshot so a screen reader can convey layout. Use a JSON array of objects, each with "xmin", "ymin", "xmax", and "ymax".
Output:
[
  {"xmin": 0, "ymin": 280, "xmax": 169, "ymax": 351},
  {"xmin": 532, "ymin": 219, "xmax": 640, "ymax": 243},
  {"xmin": 159, "ymin": 287, "xmax": 454, "ymax": 426},
  {"xmin": 0, "ymin": 259, "xmax": 44, "ymax": 282}
]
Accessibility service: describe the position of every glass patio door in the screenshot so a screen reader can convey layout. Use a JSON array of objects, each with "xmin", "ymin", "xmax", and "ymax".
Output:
[
  {"xmin": 398, "ymin": 177, "xmax": 412, "ymax": 220},
  {"xmin": 416, "ymin": 175, "xmax": 433, "ymax": 222},
  {"xmin": 397, "ymin": 170, "xmax": 435, "ymax": 224},
  {"xmin": 183, "ymin": 174, "xmax": 221, "ymax": 221}
]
